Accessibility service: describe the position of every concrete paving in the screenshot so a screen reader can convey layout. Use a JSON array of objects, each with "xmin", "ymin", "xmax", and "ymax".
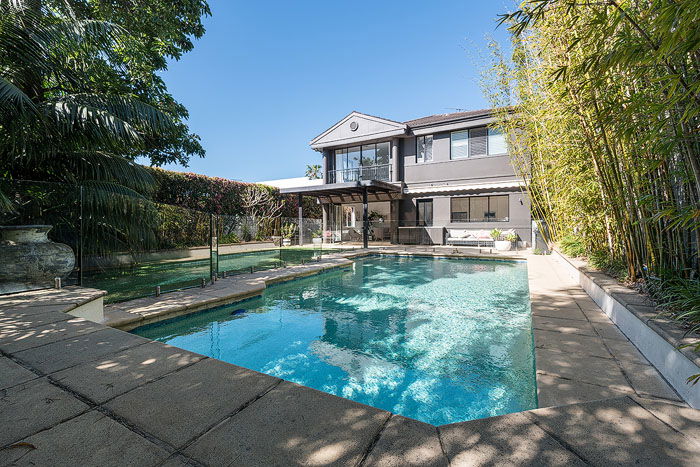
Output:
[{"xmin": 0, "ymin": 253, "xmax": 698, "ymax": 466}]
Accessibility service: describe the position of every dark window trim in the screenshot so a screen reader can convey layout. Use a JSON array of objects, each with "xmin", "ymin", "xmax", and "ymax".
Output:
[
  {"xmin": 416, "ymin": 198, "xmax": 433, "ymax": 227},
  {"xmin": 449, "ymin": 195, "xmax": 509, "ymax": 223},
  {"xmin": 416, "ymin": 135, "xmax": 433, "ymax": 164},
  {"xmin": 336, "ymin": 142, "xmax": 391, "ymax": 168}
]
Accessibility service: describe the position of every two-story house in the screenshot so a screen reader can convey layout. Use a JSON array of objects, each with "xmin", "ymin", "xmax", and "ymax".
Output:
[{"xmin": 281, "ymin": 108, "xmax": 531, "ymax": 247}]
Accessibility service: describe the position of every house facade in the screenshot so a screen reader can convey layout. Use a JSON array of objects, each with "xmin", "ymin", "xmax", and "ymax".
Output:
[{"xmin": 281, "ymin": 108, "xmax": 531, "ymax": 247}]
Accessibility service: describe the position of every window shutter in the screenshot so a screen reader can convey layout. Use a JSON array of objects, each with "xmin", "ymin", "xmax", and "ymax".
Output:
[{"xmin": 469, "ymin": 127, "xmax": 488, "ymax": 156}]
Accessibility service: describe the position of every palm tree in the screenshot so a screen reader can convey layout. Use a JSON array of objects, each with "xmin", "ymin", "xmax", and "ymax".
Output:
[
  {"xmin": 0, "ymin": 1, "xmax": 178, "ymax": 253},
  {"xmin": 305, "ymin": 164, "xmax": 322, "ymax": 180}
]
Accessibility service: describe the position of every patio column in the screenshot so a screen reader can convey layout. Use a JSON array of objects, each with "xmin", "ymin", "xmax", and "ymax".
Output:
[
  {"xmin": 362, "ymin": 188, "xmax": 369, "ymax": 248},
  {"xmin": 297, "ymin": 193, "xmax": 303, "ymax": 246},
  {"xmin": 391, "ymin": 138, "xmax": 400, "ymax": 182},
  {"xmin": 322, "ymin": 202, "xmax": 328, "ymax": 238},
  {"xmin": 322, "ymin": 149, "xmax": 329, "ymax": 183},
  {"xmin": 390, "ymin": 199, "xmax": 399, "ymax": 244}
]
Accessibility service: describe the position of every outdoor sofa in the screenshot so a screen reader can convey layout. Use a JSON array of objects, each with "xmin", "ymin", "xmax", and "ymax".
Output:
[{"xmin": 445, "ymin": 228, "xmax": 516, "ymax": 247}]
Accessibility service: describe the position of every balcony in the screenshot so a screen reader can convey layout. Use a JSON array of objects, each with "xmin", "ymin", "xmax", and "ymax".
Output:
[{"xmin": 327, "ymin": 164, "xmax": 391, "ymax": 184}]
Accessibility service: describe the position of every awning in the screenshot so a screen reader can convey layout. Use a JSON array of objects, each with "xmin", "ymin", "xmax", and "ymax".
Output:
[
  {"xmin": 280, "ymin": 180, "xmax": 403, "ymax": 204},
  {"xmin": 404, "ymin": 180, "xmax": 524, "ymax": 195}
]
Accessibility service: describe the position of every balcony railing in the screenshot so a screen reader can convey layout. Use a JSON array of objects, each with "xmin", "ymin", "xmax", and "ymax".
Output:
[{"xmin": 327, "ymin": 164, "xmax": 391, "ymax": 183}]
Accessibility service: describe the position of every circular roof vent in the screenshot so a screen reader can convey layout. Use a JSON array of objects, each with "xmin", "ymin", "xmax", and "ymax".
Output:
[{"xmin": 349, "ymin": 121, "xmax": 359, "ymax": 131}]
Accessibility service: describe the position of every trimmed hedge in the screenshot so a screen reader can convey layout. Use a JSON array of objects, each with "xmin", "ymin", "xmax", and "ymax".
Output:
[{"xmin": 147, "ymin": 167, "xmax": 321, "ymax": 219}]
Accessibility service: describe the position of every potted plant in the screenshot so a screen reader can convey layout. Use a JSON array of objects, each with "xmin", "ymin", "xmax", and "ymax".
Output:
[
  {"xmin": 491, "ymin": 228, "xmax": 511, "ymax": 251},
  {"xmin": 280, "ymin": 223, "xmax": 297, "ymax": 247},
  {"xmin": 311, "ymin": 229, "xmax": 323, "ymax": 245},
  {"xmin": 505, "ymin": 232, "xmax": 518, "ymax": 249}
]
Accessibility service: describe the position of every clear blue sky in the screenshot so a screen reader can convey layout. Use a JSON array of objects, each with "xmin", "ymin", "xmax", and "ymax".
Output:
[{"xmin": 155, "ymin": 0, "xmax": 515, "ymax": 182}]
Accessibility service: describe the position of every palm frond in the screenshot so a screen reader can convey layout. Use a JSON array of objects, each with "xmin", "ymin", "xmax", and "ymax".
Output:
[{"xmin": 0, "ymin": 75, "xmax": 39, "ymax": 117}]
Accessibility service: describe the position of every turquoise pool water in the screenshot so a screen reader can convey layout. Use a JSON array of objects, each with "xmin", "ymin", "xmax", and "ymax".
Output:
[{"xmin": 133, "ymin": 255, "xmax": 537, "ymax": 425}]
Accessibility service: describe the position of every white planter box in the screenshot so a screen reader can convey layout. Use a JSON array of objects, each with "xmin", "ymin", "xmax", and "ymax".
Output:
[
  {"xmin": 494, "ymin": 240, "xmax": 512, "ymax": 251},
  {"xmin": 282, "ymin": 238, "xmax": 291, "ymax": 247}
]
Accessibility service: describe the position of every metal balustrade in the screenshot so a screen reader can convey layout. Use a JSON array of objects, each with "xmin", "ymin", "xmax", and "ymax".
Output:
[{"xmin": 327, "ymin": 164, "xmax": 391, "ymax": 183}]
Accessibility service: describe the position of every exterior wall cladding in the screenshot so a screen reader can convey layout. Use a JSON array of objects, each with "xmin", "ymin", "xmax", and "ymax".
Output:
[{"xmin": 310, "ymin": 109, "xmax": 532, "ymax": 246}]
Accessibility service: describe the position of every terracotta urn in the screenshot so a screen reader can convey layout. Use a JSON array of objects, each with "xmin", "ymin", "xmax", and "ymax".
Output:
[{"xmin": 0, "ymin": 225, "xmax": 75, "ymax": 293}]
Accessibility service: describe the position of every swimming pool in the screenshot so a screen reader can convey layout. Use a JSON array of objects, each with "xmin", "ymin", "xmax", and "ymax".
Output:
[{"xmin": 133, "ymin": 255, "xmax": 537, "ymax": 425}]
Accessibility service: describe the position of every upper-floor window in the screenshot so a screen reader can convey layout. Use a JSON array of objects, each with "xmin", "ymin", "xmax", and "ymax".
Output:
[
  {"xmin": 416, "ymin": 135, "xmax": 433, "ymax": 163},
  {"xmin": 335, "ymin": 142, "xmax": 390, "ymax": 170},
  {"xmin": 450, "ymin": 195, "xmax": 509, "ymax": 222},
  {"xmin": 488, "ymin": 128, "xmax": 507, "ymax": 155},
  {"xmin": 450, "ymin": 126, "xmax": 507, "ymax": 159}
]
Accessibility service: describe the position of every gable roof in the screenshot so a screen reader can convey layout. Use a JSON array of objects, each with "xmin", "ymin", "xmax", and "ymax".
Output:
[
  {"xmin": 309, "ymin": 111, "xmax": 408, "ymax": 149},
  {"xmin": 309, "ymin": 108, "xmax": 508, "ymax": 149},
  {"xmin": 403, "ymin": 108, "xmax": 495, "ymax": 127}
]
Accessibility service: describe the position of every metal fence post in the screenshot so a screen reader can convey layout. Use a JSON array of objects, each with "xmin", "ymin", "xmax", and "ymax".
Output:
[{"xmin": 78, "ymin": 185, "xmax": 84, "ymax": 286}]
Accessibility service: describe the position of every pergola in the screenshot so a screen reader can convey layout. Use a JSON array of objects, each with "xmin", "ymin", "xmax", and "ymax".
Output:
[{"xmin": 280, "ymin": 180, "xmax": 403, "ymax": 248}]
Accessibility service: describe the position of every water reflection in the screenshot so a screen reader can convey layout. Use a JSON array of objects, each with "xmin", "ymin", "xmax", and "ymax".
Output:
[{"xmin": 134, "ymin": 256, "xmax": 536, "ymax": 425}]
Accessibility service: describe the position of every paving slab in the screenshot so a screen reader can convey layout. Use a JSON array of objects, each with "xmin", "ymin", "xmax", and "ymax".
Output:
[
  {"xmin": 0, "ymin": 357, "xmax": 38, "ymax": 391},
  {"xmin": 532, "ymin": 315, "xmax": 597, "ymax": 337},
  {"xmin": 0, "ymin": 317, "xmax": 104, "ymax": 354},
  {"xmin": 105, "ymin": 358, "xmax": 280, "ymax": 448},
  {"xmin": 0, "ymin": 303, "xmax": 70, "ymax": 315},
  {"xmin": 0, "ymin": 378, "xmax": 89, "ymax": 447},
  {"xmin": 363, "ymin": 415, "xmax": 447, "ymax": 467},
  {"xmin": 534, "ymin": 329, "xmax": 612, "ymax": 359},
  {"xmin": 632, "ymin": 396, "xmax": 700, "ymax": 443},
  {"xmin": 530, "ymin": 305, "xmax": 589, "ymax": 322},
  {"xmin": 0, "ymin": 410, "xmax": 170, "ymax": 466},
  {"xmin": 0, "ymin": 287, "xmax": 104, "ymax": 308},
  {"xmin": 158, "ymin": 454, "xmax": 202, "ymax": 467},
  {"xmin": 184, "ymin": 380, "xmax": 391, "ymax": 466},
  {"xmin": 50, "ymin": 342, "xmax": 205, "ymax": 404},
  {"xmin": 528, "ymin": 396, "xmax": 700, "ymax": 465},
  {"xmin": 618, "ymin": 361, "xmax": 681, "ymax": 401},
  {"xmin": 536, "ymin": 372, "xmax": 633, "ymax": 407},
  {"xmin": 591, "ymin": 320, "xmax": 629, "ymax": 341},
  {"xmin": 535, "ymin": 348, "xmax": 630, "ymax": 390},
  {"xmin": 0, "ymin": 307, "xmax": 72, "ymax": 330},
  {"xmin": 13, "ymin": 327, "xmax": 149, "ymax": 374},
  {"xmin": 601, "ymin": 337, "xmax": 650, "ymax": 365},
  {"xmin": 439, "ymin": 411, "xmax": 585, "ymax": 466}
]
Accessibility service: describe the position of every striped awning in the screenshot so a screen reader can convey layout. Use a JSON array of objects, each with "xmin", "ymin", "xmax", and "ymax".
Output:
[{"xmin": 404, "ymin": 180, "xmax": 524, "ymax": 194}]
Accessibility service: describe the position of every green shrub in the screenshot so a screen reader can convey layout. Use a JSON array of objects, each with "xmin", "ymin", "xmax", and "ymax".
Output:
[
  {"xmin": 559, "ymin": 234, "xmax": 587, "ymax": 257},
  {"xmin": 220, "ymin": 233, "xmax": 240, "ymax": 244}
]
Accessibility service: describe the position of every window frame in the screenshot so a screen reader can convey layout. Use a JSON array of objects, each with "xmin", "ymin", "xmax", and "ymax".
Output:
[
  {"xmin": 416, "ymin": 199, "xmax": 433, "ymax": 227},
  {"xmin": 450, "ymin": 126, "xmax": 509, "ymax": 160},
  {"xmin": 450, "ymin": 130, "xmax": 470, "ymax": 160},
  {"xmin": 449, "ymin": 195, "xmax": 510, "ymax": 223},
  {"xmin": 487, "ymin": 127, "xmax": 507, "ymax": 155},
  {"xmin": 415, "ymin": 135, "xmax": 433, "ymax": 163}
]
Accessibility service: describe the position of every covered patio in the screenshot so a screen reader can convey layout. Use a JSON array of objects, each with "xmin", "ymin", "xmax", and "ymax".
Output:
[{"xmin": 280, "ymin": 180, "xmax": 403, "ymax": 248}]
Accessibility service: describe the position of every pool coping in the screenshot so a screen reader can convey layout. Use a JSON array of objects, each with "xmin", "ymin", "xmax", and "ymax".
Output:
[
  {"xmin": 105, "ymin": 247, "xmax": 690, "ymax": 409},
  {"xmin": 2, "ymin": 252, "xmax": 698, "ymax": 465}
]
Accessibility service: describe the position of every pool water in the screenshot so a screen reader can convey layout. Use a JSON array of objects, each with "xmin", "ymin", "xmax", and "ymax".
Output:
[
  {"xmin": 84, "ymin": 248, "xmax": 342, "ymax": 303},
  {"xmin": 133, "ymin": 255, "xmax": 537, "ymax": 425}
]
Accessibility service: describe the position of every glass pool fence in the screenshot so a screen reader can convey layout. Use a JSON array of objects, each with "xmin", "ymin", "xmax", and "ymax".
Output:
[{"xmin": 1, "ymin": 180, "xmax": 535, "ymax": 302}]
